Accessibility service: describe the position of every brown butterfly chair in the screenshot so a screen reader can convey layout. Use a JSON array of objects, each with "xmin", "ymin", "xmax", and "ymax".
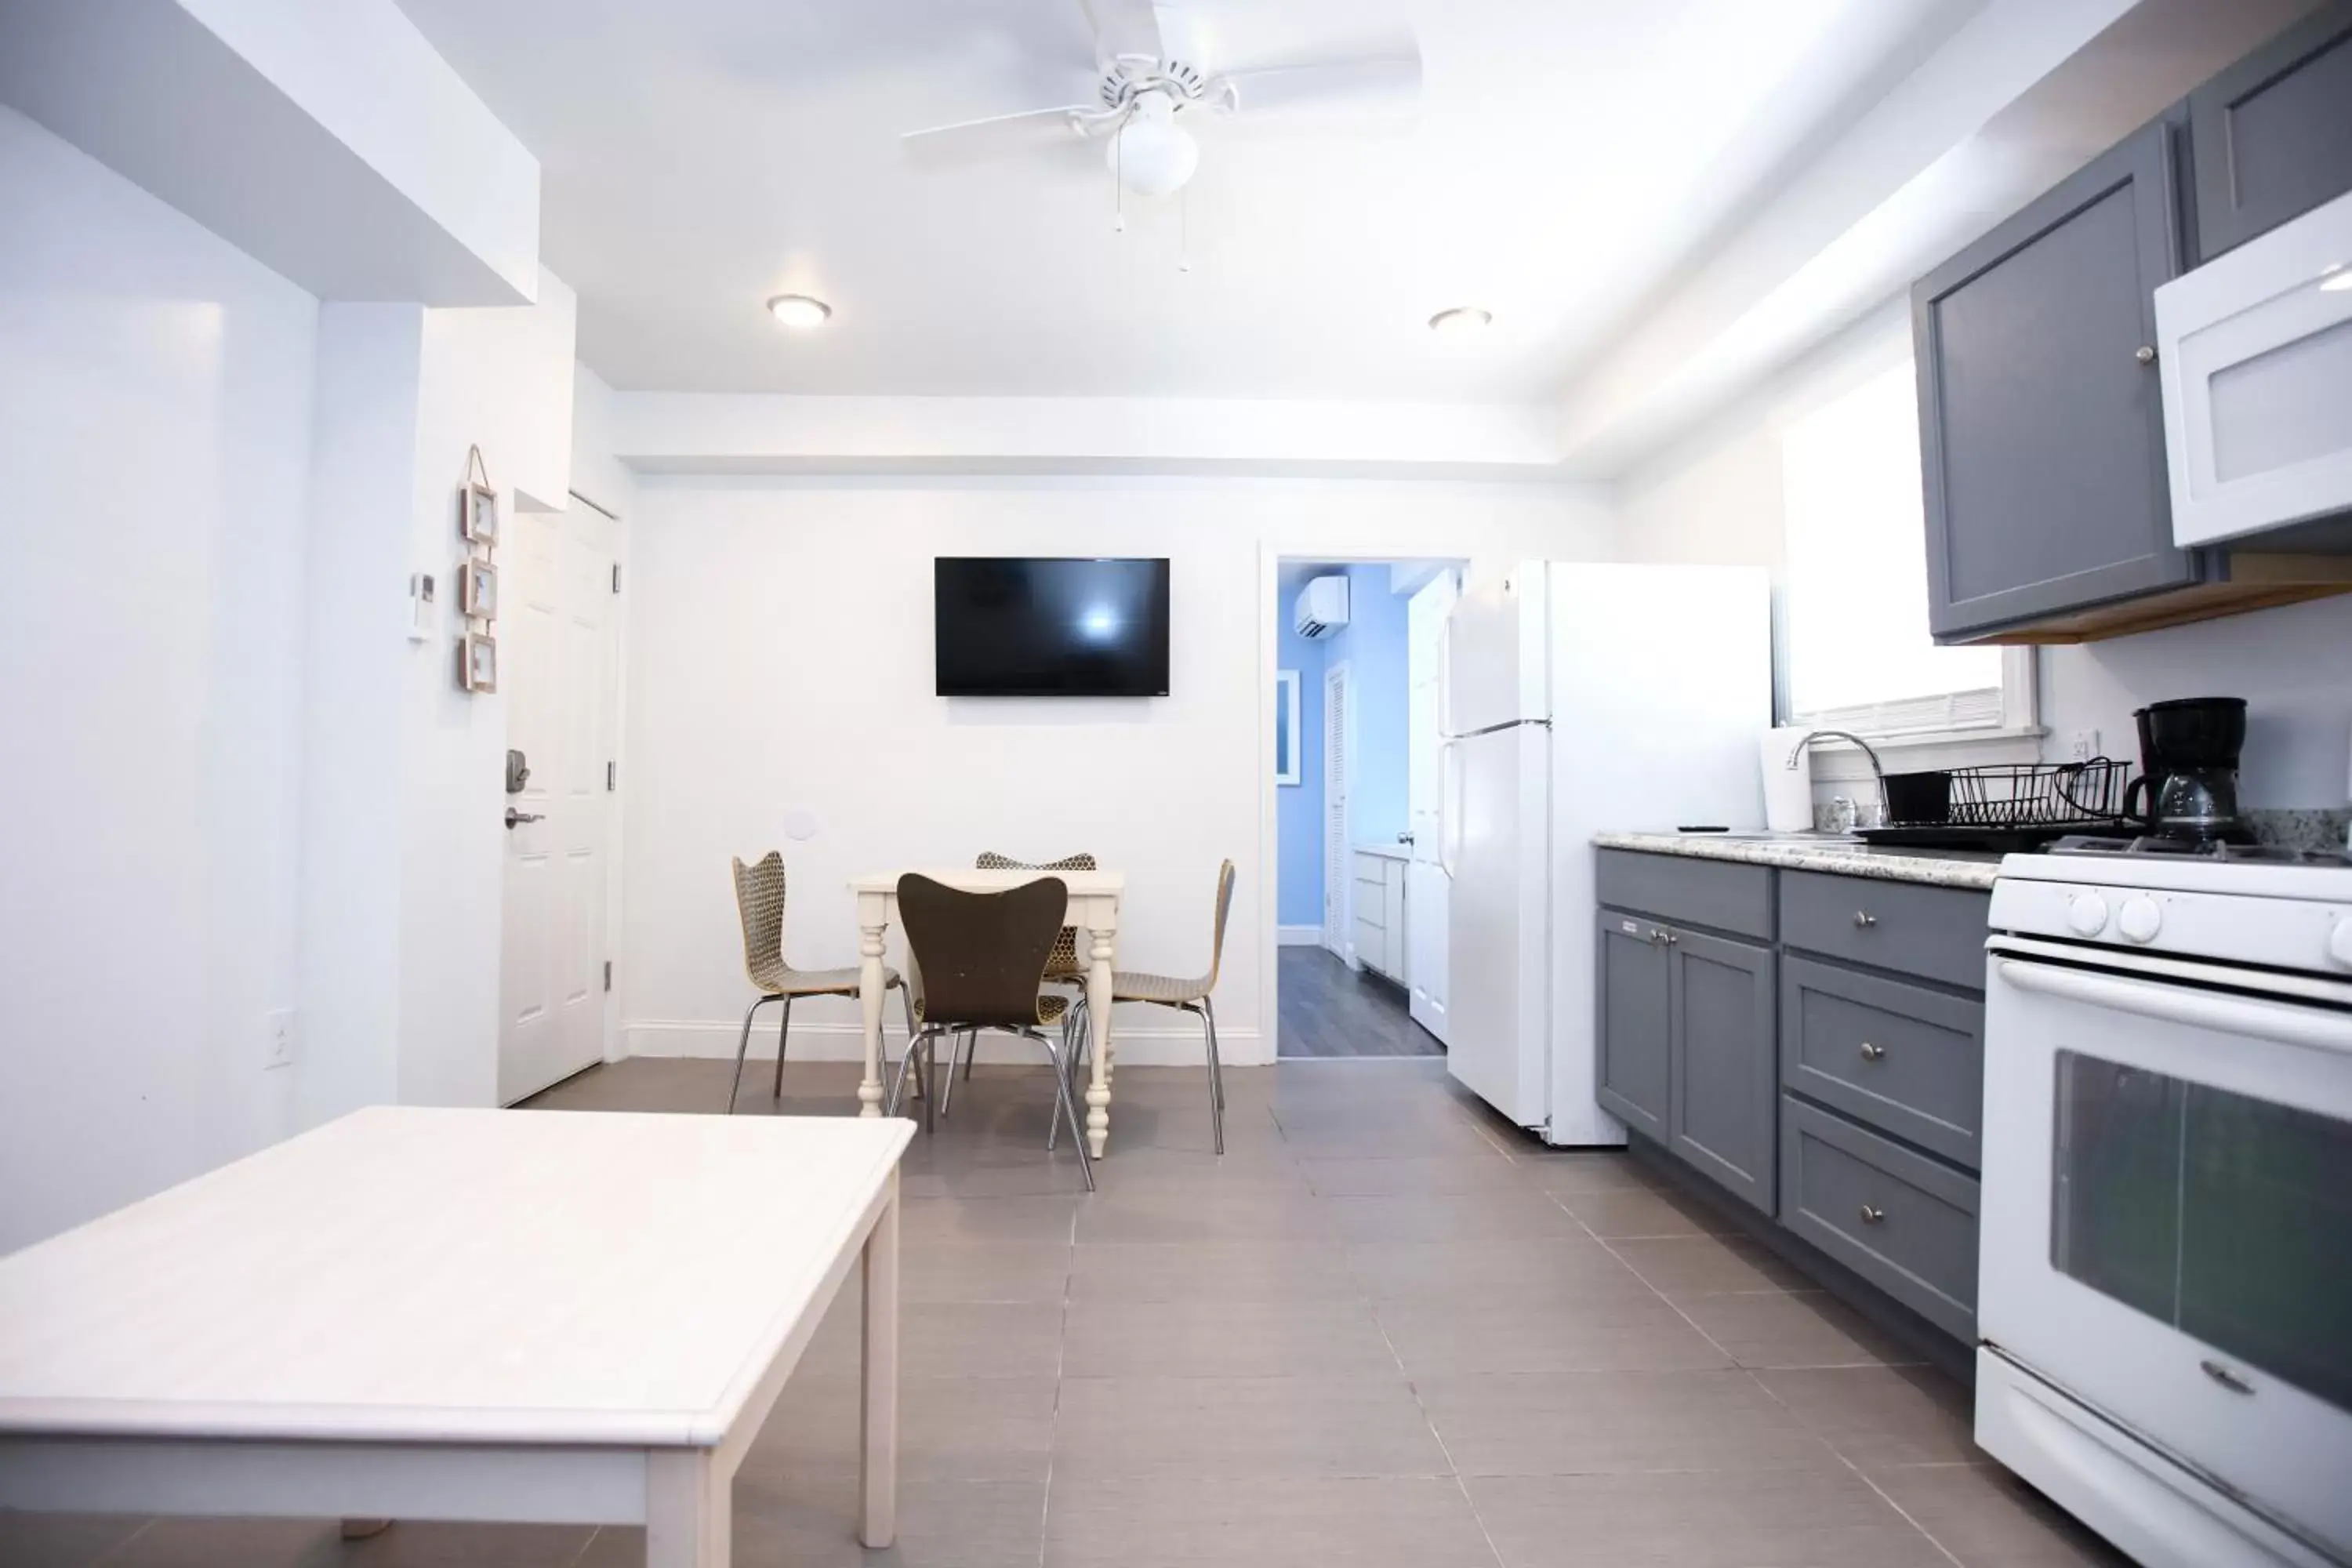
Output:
[
  {"xmin": 945, "ymin": 851, "xmax": 1094, "ymax": 1109},
  {"xmin": 887, "ymin": 873, "xmax": 1093, "ymax": 1189},
  {"xmin": 1061, "ymin": 859, "xmax": 1236, "ymax": 1155},
  {"xmin": 728, "ymin": 852, "xmax": 914, "ymax": 1114}
]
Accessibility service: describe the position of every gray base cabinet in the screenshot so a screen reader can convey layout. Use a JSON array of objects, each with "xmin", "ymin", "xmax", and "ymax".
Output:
[
  {"xmin": 1595, "ymin": 911, "xmax": 1670, "ymax": 1140},
  {"xmin": 1595, "ymin": 849, "xmax": 1990, "ymax": 1341},
  {"xmin": 1667, "ymin": 930, "xmax": 1776, "ymax": 1214}
]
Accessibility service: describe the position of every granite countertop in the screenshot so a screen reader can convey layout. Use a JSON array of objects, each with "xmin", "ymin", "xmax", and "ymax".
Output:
[
  {"xmin": 1593, "ymin": 831, "xmax": 2004, "ymax": 891},
  {"xmin": 1352, "ymin": 842, "xmax": 1412, "ymax": 861}
]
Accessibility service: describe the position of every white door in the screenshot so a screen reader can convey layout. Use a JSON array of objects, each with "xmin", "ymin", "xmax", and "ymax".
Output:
[
  {"xmin": 1406, "ymin": 572, "xmax": 1457, "ymax": 1042},
  {"xmin": 1323, "ymin": 662, "xmax": 1350, "ymax": 957},
  {"xmin": 498, "ymin": 501, "xmax": 615, "ymax": 1104}
]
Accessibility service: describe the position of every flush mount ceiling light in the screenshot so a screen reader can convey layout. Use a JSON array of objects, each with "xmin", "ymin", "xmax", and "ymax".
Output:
[
  {"xmin": 1428, "ymin": 307, "xmax": 1494, "ymax": 336},
  {"xmin": 766, "ymin": 294, "xmax": 832, "ymax": 328}
]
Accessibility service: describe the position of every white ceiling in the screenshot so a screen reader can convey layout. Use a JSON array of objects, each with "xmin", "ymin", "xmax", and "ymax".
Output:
[{"xmin": 400, "ymin": 0, "xmax": 1972, "ymax": 400}]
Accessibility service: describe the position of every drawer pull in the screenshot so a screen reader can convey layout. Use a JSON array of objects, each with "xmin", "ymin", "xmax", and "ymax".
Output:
[
  {"xmin": 1853, "ymin": 910, "xmax": 1878, "ymax": 928},
  {"xmin": 2201, "ymin": 1359, "xmax": 2254, "ymax": 1396},
  {"xmin": 1859, "ymin": 1041, "xmax": 1886, "ymax": 1062},
  {"xmin": 1858, "ymin": 1204, "xmax": 1885, "ymax": 1225}
]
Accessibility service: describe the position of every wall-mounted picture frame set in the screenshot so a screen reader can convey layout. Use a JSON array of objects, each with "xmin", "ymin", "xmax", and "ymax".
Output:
[{"xmin": 456, "ymin": 444, "xmax": 499, "ymax": 695}]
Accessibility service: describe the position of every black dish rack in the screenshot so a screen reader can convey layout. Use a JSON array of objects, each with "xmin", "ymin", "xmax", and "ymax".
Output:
[{"xmin": 1857, "ymin": 758, "xmax": 2133, "ymax": 852}]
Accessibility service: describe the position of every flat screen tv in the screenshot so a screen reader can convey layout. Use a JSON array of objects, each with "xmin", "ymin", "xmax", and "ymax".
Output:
[{"xmin": 935, "ymin": 557, "xmax": 1171, "ymax": 697}]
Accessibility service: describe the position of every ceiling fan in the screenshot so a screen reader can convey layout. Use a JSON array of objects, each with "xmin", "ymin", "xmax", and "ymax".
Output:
[{"xmin": 900, "ymin": 0, "xmax": 1421, "ymax": 198}]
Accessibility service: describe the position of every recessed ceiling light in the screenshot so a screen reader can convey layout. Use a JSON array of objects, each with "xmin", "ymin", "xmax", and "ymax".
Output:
[
  {"xmin": 766, "ymin": 294, "xmax": 833, "ymax": 328},
  {"xmin": 1428, "ymin": 307, "xmax": 1493, "ymax": 336}
]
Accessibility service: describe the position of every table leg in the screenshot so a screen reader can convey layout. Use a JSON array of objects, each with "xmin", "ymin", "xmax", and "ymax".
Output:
[
  {"xmin": 645, "ymin": 1451, "xmax": 728, "ymax": 1567},
  {"xmin": 1086, "ymin": 926, "xmax": 1113, "ymax": 1159},
  {"xmin": 857, "ymin": 898, "xmax": 887, "ymax": 1118},
  {"xmin": 860, "ymin": 1173, "xmax": 900, "ymax": 1549}
]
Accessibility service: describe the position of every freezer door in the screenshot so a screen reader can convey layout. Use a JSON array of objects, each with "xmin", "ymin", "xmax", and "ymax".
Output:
[
  {"xmin": 1445, "ymin": 723, "xmax": 1550, "ymax": 1128},
  {"xmin": 1446, "ymin": 560, "xmax": 1548, "ymax": 735}
]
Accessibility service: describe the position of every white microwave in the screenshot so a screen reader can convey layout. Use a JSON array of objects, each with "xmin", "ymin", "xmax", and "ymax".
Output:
[{"xmin": 2154, "ymin": 187, "xmax": 2352, "ymax": 549}]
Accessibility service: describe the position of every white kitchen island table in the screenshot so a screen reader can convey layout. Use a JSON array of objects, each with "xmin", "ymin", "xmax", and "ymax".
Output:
[
  {"xmin": 0, "ymin": 1106, "xmax": 913, "ymax": 1567},
  {"xmin": 851, "ymin": 866, "xmax": 1124, "ymax": 1156}
]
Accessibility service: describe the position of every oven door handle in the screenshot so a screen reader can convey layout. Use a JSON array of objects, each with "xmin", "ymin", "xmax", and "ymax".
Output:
[{"xmin": 1996, "ymin": 959, "xmax": 2352, "ymax": 1058}]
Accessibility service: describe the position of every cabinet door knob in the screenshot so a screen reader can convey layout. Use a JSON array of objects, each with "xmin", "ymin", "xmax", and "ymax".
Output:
[
  {"xmin": 2135, "ymin": 344, "xmax": 2158, "ymax": 365},
  {"xmin": 1858, "ymin": 1204, "xmax": 1885, "ymax": 1225},
  {"xmin": 1853, "ymin": 910, "xmax": 1878, "ymax": 928},
  {"xmin": 1859, "ymin": 1041, "xmax": 1886, "ymax": 1062}
]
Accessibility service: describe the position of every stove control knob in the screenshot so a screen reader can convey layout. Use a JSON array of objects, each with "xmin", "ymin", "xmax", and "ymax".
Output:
[
  {"xmin": 2118, "ymin": 897, "xmax": 2162, "ymax": 944},
  {"xmin": 2329, "ymin": 919, "xmax": 2352, "ymax": 971},
  {"xmin": 2067, "ymin": 893, "xmax": 2110, "ymax": 938}
]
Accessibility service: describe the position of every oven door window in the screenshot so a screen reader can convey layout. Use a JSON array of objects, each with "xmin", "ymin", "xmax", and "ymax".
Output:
[{"xmin": 2053, "ymin": 1050, "xmax": 2352, "ymax": 1414}]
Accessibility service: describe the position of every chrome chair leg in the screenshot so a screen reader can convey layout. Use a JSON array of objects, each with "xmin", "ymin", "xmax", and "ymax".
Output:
[
  {"xmin": 1034, "ymin": 1027, "xmax": 1094, "ymax": 1191},
  {"xmin": 728, "ymin": 995, "xmax": 775, "ymax": 1114},
  {"xmin": 1200, "ymin": 996, "xmax": 1225, "ymax": 1155},
  {"xmin": 939, "ymin": 1029, "xmax": 971, "ymax": 1119},
  {"xmin": 770, "ymin": 995, "xmax": 794, "ymax": 1099}
]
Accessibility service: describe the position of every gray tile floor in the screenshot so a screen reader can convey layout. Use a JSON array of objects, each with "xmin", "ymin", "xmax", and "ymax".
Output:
[{"xmin": 1, "ymin": 1058, "xmax": 2129, "ymax": 1568}]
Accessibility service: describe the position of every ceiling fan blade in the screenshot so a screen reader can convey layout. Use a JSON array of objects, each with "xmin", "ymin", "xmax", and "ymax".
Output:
[
  {"xmin": 1214, "ymin": 41, "xmax": 1422, "ymax": 117},
  {"xmin": 900, "ymin": 103, "xmax": 1102, "ymax": 165},
  {"xmin": 1076, "ymin": 0, "xmax": 1164, "ymax": 67}
]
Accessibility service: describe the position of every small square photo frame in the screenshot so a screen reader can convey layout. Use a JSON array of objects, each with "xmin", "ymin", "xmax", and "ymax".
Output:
[
  {"xmin": 461, "ymin": 632, "xmax": 499, "ymax": 694},
  {"xmin": 461, "ymin": 482, "xmax": 501, "ymax": 546},
  {"xmin": 460, "ymin": 558, "xmax": 499, "ymax": 620}
]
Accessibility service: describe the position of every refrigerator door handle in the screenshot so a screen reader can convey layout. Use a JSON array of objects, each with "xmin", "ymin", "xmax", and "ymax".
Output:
[{"xmin": 1439, "ymin": 739, "xmax": 1460, "ymax": 879}]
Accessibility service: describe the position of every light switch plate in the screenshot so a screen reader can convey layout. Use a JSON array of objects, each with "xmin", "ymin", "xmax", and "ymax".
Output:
[{"xmin": 2067, "ymin": 728, "xmax": 2100, "ymax": 763}]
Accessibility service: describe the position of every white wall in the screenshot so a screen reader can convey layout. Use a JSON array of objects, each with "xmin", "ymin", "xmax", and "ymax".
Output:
[
  {"xmin": 2041, "ymin": 597, "xmax": 2352, "ymax": 811},
  {"xmin": 1616, "ymin": 299, "xmax": 2352, "ymax": 814},
  {"xmin": 0, "ymin": 106, "xmax": 318, "ymax": 1250},
  {"xmin": 618, "ymin": 477, "xmax": 1611, "ymax": 1066}
]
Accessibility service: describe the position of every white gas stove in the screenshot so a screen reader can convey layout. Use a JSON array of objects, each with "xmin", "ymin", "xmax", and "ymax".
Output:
[{"xmin": 1976, "ymin": 837, "xmax": 2352, "ymax": 1568}]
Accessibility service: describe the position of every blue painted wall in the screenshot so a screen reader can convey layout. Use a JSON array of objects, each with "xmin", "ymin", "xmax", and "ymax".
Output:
[
  {"xmin": 1329, "ymin": 563, "xmax": 1411, "ymax": 851},
  {"xmin": 1275, "ymin": 590, "xmax": 1326, "ymax": 929}
]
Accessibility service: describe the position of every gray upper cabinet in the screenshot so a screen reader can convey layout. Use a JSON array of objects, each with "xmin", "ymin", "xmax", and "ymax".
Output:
[
  {"xmin": 1595, "ymin": 909, "xmax": 1670, "ymax": 1141},
  {"xmin": 2190, "ymin": 1, "xmax": 2352, "ymax": 261},
  {"xmin": 1667, "ymin": 931, "xmax": 1777, "ymax": 1215},
  {"xmin": 1915, "ymin": 119, "xmax": 2192, "ymax": 642}
]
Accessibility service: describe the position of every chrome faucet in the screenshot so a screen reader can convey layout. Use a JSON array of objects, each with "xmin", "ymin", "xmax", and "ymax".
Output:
[{"xmin": 1786, "ymin": 728, "xmax": 1890, "ymax": 829}]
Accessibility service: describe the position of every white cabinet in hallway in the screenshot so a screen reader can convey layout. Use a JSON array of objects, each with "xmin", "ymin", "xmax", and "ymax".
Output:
[{"xmin": 1352, "ymin": 848, "xmax": 1408, "ymax": 982}]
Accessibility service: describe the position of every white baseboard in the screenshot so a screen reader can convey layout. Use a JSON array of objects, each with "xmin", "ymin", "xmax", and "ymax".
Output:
[
  {"xmin": 1277, "ymin": 925, "xmax": 1323, "ymax": 946},
  {"xmin": 624, "ymin": 1018, "xmax": 1272, "ymax": 1068}
]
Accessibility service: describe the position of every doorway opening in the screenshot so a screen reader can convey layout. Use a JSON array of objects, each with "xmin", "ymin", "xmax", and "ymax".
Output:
[{"xmin": 1272, "ymin": 558, "xmax": 1461, "ymax": 1059}]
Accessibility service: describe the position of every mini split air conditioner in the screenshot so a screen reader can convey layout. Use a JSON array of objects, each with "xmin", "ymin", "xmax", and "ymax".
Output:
[{"xmin": 1294, "ymin": 575, "xmax": 1350, "ymax": 638}]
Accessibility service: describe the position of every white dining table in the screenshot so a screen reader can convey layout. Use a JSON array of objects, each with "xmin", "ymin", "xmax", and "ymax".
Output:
[
  {"xmin": 0, "ymin": 1106, "xmax": 913, "ymax": 1568},
  {"xmin": 851, "ymin": 866, "xmax": 1125, "ymax": 1156}
]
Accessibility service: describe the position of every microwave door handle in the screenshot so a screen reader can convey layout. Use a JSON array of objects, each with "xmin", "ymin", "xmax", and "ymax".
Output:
[{"xmin": 1997, "ymin": 960, "xmax": 2352, "ymax": 1058}]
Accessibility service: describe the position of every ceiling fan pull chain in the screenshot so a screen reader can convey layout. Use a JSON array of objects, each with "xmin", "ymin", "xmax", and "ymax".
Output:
[
  {"xmin": 1178, "ymin": 185, "xmax": 1191, "ymax": 274},
  {"xmin": 1112, "ymin": 132, "xmax": 1126, "ymax": 234}
]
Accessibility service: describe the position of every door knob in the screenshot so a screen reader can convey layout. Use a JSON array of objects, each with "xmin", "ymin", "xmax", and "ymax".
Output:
[
  {"xmin": 1859, "ymin": 1041, "xmax": 1886, "ymax": 1062},
  {"xmin": 2135, "ymin": 344, "xmax": 2158, "ymax": 365},
  {"xmin": 1858, "ymin": 1204, "xmax": 1885, "ymax": 1225},
  {"xmin": 504, "ymin": 808, "xmax": 544, "ymax": 829},
  {"xmin": 1852, "ymin": 911, "xmax": 1878, "ymax": 928}
]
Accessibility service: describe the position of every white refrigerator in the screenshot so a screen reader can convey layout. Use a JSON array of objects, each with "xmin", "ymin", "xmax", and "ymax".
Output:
[{"xmin": 1442, "ymin": 562, "xmax": 1771, "ymax": 1145}]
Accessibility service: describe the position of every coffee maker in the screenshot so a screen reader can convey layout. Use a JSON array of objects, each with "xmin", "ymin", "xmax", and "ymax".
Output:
[{"xmin": 2123, "ymin": 696, "xmax": 2252, "ymax": 843}]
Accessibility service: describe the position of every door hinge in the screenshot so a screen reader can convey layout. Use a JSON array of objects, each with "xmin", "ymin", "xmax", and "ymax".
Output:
[
  {"xmin": 606, "ymin": 760, "xmax": 616, "ymax": 791},
  {"xmin": 603, "ymin": 960, "xmax": 612, "ymax": 993},
  {"xmin": 611, "ymin": 563, "xmax": 622, "ymax": 594}
]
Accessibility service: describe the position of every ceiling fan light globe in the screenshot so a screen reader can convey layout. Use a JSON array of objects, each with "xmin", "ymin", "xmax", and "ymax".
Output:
[{"xmin": 1109, "ymin": 116, "xmax": 1199, "ymax": 196}]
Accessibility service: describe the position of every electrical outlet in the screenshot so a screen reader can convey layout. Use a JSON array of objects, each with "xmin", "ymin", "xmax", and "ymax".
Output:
[
  {"xmin": 2067, "ymin": 728, "xmax": 2100, "ymax": 763},
  {"xmin": 264, "ymin": 1009, "xmax": 298, "ymax": 1071}
]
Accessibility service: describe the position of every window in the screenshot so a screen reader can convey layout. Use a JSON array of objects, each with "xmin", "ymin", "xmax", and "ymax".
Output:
[{"xmin": 1781, "ymin": 359, "xmax": 2030, "ymax": 739}]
